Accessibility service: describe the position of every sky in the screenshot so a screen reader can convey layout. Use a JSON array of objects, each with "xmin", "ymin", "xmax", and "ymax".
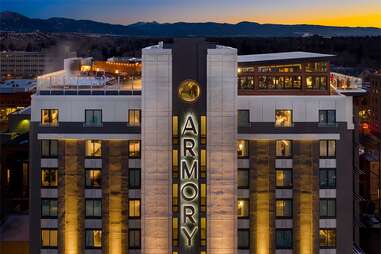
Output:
[{"xmin": 1, "ymin": 0, "xmax": 381, "ymax": 28}]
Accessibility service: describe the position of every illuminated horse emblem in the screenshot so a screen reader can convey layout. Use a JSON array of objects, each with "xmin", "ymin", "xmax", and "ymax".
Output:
[{"xmin": 178, "ymin": 80, "xmax": 200, "ymax": 103}]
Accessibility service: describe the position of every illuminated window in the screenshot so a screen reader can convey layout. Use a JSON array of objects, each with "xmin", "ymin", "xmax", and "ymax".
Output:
[
  {"xmin": 41, "ymin": 229, "xmax": 57, "ymax": 248},
  {"xmin": 41, "ymin": 199, "xmax": 57, "ymax": 218},
  {"xmin": 320, "ymin": 199, "xmax": 336, "ymax": 218},
  {"xmin": 85, "ymin": 169, "xmax": 102, "ymax": 188},
  {"xmin": 276, "ymin": 229, "xmax": 292, "ymax": 249},
  {"xmin": 320, "ymin": 140, "xmax": 336, "ymax": 157},
  {"xmin": 41, "ymin": 140, "xmax": 58, "ymax": 158},
  {"xmin": 129, "ymin": 140, "xmax": 140, "ymax": 158},
  {"xmin": 276, "ymin": 140, "xmax": 292, "ymax": 157},
  {"xmin": 306, "ymin": 62, "xmax": 327, "ymax": 73},
  {"xmin": 238, "ymin": 229, "xmax": 250, "ymax": 249},
  {"xmin": 238, "ymin": 76, "xmax": 254, "ymax": 89},
  {"xmin": 319, "ymin": 110, "xmax": 336, "ymax": 125},
  {"xmin": 129, "ymin": 199, "xmax": 141, "ymax": 218},
  {"xmin": 238, "ymin": 110, "xmax": 250, "ymax": 128},
  {"xmin": 41, "ymin": 109, "xmax": 58, "ymax": 126},
  {"xmin": 85, "ymin": 229, "xmax": 102, "ymax": 248},
  {"xmin": 86, "ymin": 199, "xmax": 102, "ymax": 218},
  {"xmin": 129, "ymin": 168, "xmax": 140, "ymax": 189},
  {"xmin": 237, "ymin": 199, "xmax": 249, "ymax": 217},
  {"xmin": 320, "ymin": 229, "xmax": 336, "ymax": 248},
  {"xmin": 238, "ymin": 169, "xmax": 249, "ymax": 188},
  {"xmin": 172, "ymin": 217, "xmax": 179, "ymax": 246},
  {"xmin": 237, "ymin": 140, "xmax": 249, "ymax": 158},
  {"xmin": 320, "ymin": 169, "xmax": 336, "ymax": 189},
  {"xmin": 85, "ymin": 140, "xmax": 102, "ymax": 158},
  {"xmin": 128, "ymin": 109, "xmax": 141, "ymax": 126},
  {"xmin": 306, "ymin": 76, "xmax": 313, "ymax": 89},
  {"xmin": 275, "ymin": 110, "xmax": 292, "ymax": 127},
  {"xmin": 41, "ymin": 168, "xmax": 57, "ymax": 187},
  {"xmin": 276, "ymin": 169, "xmax": 292, "ymax": 188},
  {"xmin": 129, "ymin": 229, "xmax": 141, "ymax": 249},
  {"xmin": 85, "ymin": 109, "xmax": 102, "ymax": 127},
  {"xmin": 276, "ymin": 199, "xmax": 292, "ymax": 218},
  {"xmin": 316, "ymin": 76, "xmax": 327, "ymax": 90}
]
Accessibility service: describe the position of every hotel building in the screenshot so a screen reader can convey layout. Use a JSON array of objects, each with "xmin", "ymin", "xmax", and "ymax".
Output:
[{"xmin": 29, "ymin": 39, "xmax": 364, "ymax": 254}]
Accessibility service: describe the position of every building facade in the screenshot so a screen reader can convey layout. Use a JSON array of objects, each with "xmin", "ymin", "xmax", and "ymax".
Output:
[{"xmin": 30, "ymin": 39, "xmax": 361, "ymax": 254}]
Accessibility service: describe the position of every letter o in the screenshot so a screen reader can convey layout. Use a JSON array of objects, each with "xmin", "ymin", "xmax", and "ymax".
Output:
[{"xmin": 181, "ymin": 182, "xmax": 198, "ymax": 201}]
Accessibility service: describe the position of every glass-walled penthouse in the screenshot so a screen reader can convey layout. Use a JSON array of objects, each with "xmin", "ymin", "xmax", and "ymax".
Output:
[
  {"xmin": 237, "ymin": 52, "xmax": 334, "ymax": 95},
  {"xmin": 37, "ymin": 57, "xmax": 141, "ymax": 95}
]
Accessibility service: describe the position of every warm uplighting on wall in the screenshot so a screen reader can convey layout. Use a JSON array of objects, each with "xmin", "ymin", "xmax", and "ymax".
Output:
[
  {"xmin": 256, "ymin": 192, "xmax": 270, "ymax": 254},
  {"xmin": 299, "ymin": 193, "xmax": 313, "ymax": 254}
]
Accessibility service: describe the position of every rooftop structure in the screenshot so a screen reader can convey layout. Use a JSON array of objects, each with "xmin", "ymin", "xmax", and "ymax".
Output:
[{"xmin": 238, "ymin": 51, "xmax": 334, "ymax": 63}]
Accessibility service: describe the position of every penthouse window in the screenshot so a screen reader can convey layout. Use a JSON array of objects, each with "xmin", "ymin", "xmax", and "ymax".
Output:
[
  {"xmin": 276, "ymin": 169, "xmax": 293, "ymax": 188},
  {"xmin": 128, "ymin": 109, "xmax": 141, "ymax": 126},
  {"xmin": 320, "ymin": 140, "xmax": 336, "ymax": 157},
  {"xmin": 306, "ymin": 62, "xmax": 327, "ymax": 72},
  {"xmin": 86, "ymin": 140, "xmax": 102, "ymax": 158},
  {"xmin": 129, "ymin": 140, "xmax": 141, "ymax": 158},
  {"xmin": 85, "ymin": 169, "xmax": 102, "ymax": 188},
  {"xmin": 41, "ymin": 168, "xmax": 58, "ymax": 187},
  {"xmin": 320, "ymin": 229, "xmax": 336, "ymax": 248},
  {"xmin": 41, "ymin": 229, "xmax": 58, "ymax": 248},
  {"xmin": 237, "ymin": 140, "xmax": 249, "ymax": 158},
  {"xmin": 276, "ymin": 199, "xmax": 293, "ymax": 218},
  {"xmin": 319, "ymin": 110, "xmax": 336, "ymax": 125},
  {"xmin": 129, "ymin": 199, "xmax": 141, "ymax": 218},
  {"xmin": 41, "ymin": 140, "xmax": 58, "ymax": 158},
  {"xmin": 237, "ymin": 199, "xmax": 249, "ymax": 218},
  {"xmin": 41, "ymin": 109, "xmax": 58, "ymax": 126},
  {"xmin": 238, "ymin": 76, "xmax": 254, "ymax": 89},
  {"xmin": 238, "ymin": 110, "xmax": 250, "ymax": 127},
  {"xmin": 276, "ymin": 229, "xmax": 293, "ymax": 249},
  {"xmin": 275, "ymin": 110, "xmax": 292, "ymax": 127},
  {"xmin": 129, "ymin": 229, "xmax": 141, "ymax": 249},
  {"xmin": 85, "ymin": 109, "xmax": 102, "ymax": 127},
  {"xmin": 276, "ymin": 140, "xmax": 292, "ymax": 158},
  {"xmin": 320, "ymin": 199, "xmax": 336, "ymax": 218},
  {"xmin": 85, "ymin": 229, "xmax": 102, "ymax": 248},
  {"xmin": 258, "ymin": 64, "xmax": 302, "ymax": 73},
  {"xmin": 41, "ymin": 199, "xmax": 58, "ymax": 218},
  {"xmin": 85, "ymin": 199, "xmax": 102, "ymax": 218},
  {"xmin": 320, "ymin": 169, "xmax": 336, "ymax": 189},
  {"xmin": 258, "ymin": 76, "xmax": 302, "ymax": 89}
]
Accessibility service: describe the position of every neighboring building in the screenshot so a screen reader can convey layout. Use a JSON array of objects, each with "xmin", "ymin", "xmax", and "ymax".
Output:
[
  {"xmin": 363, "ymin": 74, "xmax": 381, "ymax": 135},
  {"xmin": 29, "ymin": 39, "xmax": 365, "ymax": 254}
]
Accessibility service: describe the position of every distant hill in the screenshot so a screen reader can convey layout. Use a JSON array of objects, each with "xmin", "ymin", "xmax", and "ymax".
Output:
[{"xmin": 1, "ymin": 11, "xmax": 381, "ymax": 37}]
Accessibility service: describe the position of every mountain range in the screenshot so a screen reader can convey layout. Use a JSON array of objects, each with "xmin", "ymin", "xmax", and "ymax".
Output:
[{"xmin": 1, "ymin": 11, "xmax": 381, "ymax": 37}]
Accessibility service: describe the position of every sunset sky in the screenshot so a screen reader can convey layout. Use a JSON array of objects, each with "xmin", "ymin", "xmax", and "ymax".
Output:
[{"xmin": 1, "ymin": 0, "xmax": 381, "ymax": 28}]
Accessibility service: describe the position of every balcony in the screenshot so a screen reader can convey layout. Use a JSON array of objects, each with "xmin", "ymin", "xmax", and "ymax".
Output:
[
  {"xmin": 330, "ymin": 72, "xmax": 366, "ymax": 95},
  {"xmin": 37, "ymin": 70, "xmax": 141, "ymax": 96}
]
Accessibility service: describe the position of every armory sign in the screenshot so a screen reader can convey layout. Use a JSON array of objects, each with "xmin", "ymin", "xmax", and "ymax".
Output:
[{"xmin": 180, "ymin": 114, "xmax": 200, "ymax": 248}]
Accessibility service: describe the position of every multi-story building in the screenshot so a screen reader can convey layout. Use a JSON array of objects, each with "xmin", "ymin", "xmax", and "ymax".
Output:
[{"xmin": 29, "ymin": 39, "xmax": 364, "ymax": 254}]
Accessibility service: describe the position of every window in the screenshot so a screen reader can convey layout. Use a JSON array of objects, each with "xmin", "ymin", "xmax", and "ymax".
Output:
[
  {"xmin": 306, "ymin": 76, "xmax": 313, "ymax": 89},
  {"xmin": 129, "ymin": 168, "xmax": 141, "ymax": 189},
  {"xmin": 129, "ymin": 229, "xmax": 141, "ymax": 249},
  {"xmin": 41, "ymin": 199, "xmax": 57, "ymax": 218},
  {"xmin": 320, "ymin": 169, "xmax": 336, "ymax": 189},
  {"xmin": 238, "ymin": 169, "xmax": 249, "ymax": 188},
  {"xmin": 41, "ymin": 109, "xmax": 58, "ymax": 126},
  {"xmin": 85, "ymin": 229, "xmax": 102, "ymax": 248},
  {"xmin": 238, "ymin": 110, "xmax": 250, "ymax": 128},
  {"xmin": 320, "ymin": 229, "xmax": 336, "ymax": 248},
  {"xmin": 316, "ymin": 76, "xmax": 327, "ymax": 90},
  {"xmin": 275, "ymin": 110, "xmax": 292, "ymax": 127},
  {"xmin": 129, "ymin": 140, "xmax": 141, "ymax": 158},
  {"xmin": 320, "ymin": 199, "xmax": 336, "ymax": 218},
  {"xmin": 86, "ymin": 199, "xmax": 102, "ymax": 218},
  {"xmin": 41, "ymin": 140, "xmax": 58, "ymax": 158},
  {"xmin": 238, "ymin": 76, "xmax": 254, "ymax": 90},
  {"xmin": 237, "ymin": 140, "xmax": 249, "ymax": 158},
  {"xmin": 85, "ymin": 140, "xmax": 101, "ymax": 158},
  {"xmin": 41, "ymin": 168, "xmax": 58, "ymax": 187},
  {"xmin": 276, "ymin": 229, "xmax": 292, "ymax": 249},
  {"xmin": 276, "ymin": 140, "xmax": 292, "ymax": 157},
  {"xmin": 129, "ymin": 199, "xmax": 141, "ymax": 218},
  {"xmin": 85, "ymin": 169, "xmax": 102, "ymax": 188},
  {"xmin": 319, "ymin": 110, "xmax": 336, "ymax": 125},
  {"xmin": 238, "ymin": 229, "xmax": 250, "ymax": 249},
  {"xmin": 85, "ymin": 109, "xmax": 102, "ymax": 127},
  {"xmin": 276, "ymin": 199, "xmax": 292, "ymax": 218},
  {"xmin": 128, "ymin": 109, "xmax": 141, "ymax": 127},
  {"xmin": 237, "ymin": 199, "xmax": 249, "ymax": 218},
  {"xmin": 41, "ymin": 229, "xmax": 58, "ymax": 248},
  {"xmin": 320, "ymin": 140, "xmax": 336, "ymax": 157},
  {"xmin": 276, "ymin": 169, "xmax": 292, "ymax": 188}
]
